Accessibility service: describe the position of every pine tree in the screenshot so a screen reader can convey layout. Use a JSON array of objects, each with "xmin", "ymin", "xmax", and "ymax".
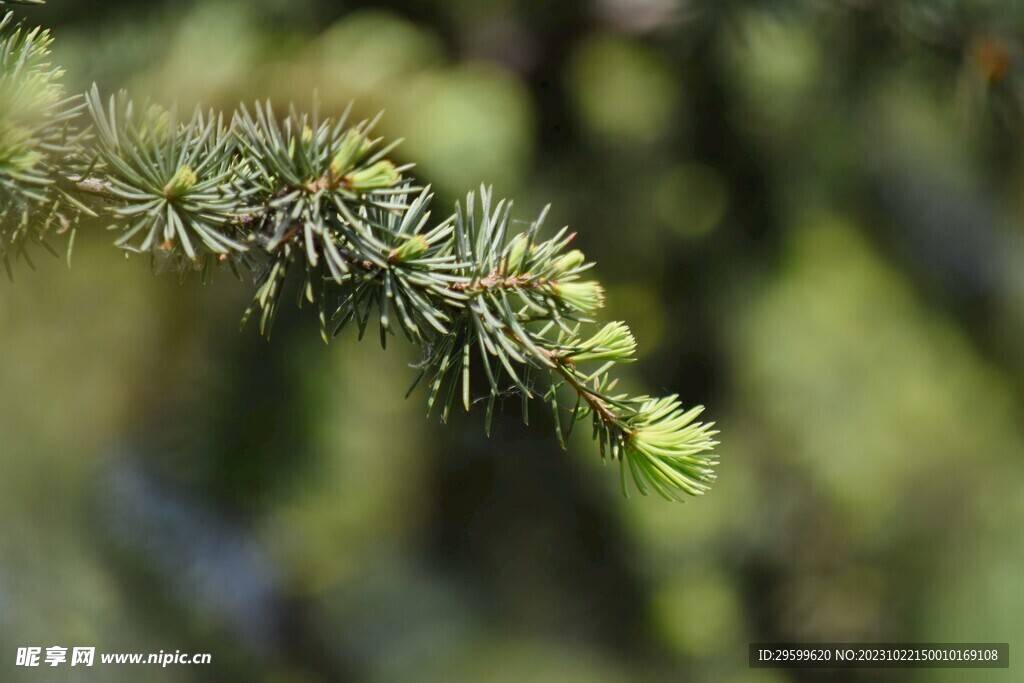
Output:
[{"xmin": 0, "ymin": 0, "xmax": 718, "ymax": 501}]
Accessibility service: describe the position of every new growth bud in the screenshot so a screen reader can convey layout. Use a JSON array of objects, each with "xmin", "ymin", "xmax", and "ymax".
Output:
[
  {"xmin": 624, "ymin": 398, "xmax": 719, "ymax": 499},
  {"xmin": 549, "ymin": 280, "xmax": 605, "ymax": 313},
  {"xmin": 164, "ymin": 164, "xmax": 198, "ymax": 199},
  {"xmin": 0, "ymin": 124, "xmax": 42, "ymax": 174},
  {"xmin": 390, "ymin": 234, "xmax": 429, "ymax": 263},
  {"xmin": 330, "ymin": 130, "xmax": 371, "ymax": 179},
  {"xmin": 549, "ymin": 249, "xmax": 586, "ymax": 277},
  {"xmin": 345, "ymin": 160, "xmax": 399, "ymax": 192},
  {"xmin": 504, "ymin": 233, "xmax": 530, "ymax": 273},
  {"xmin": 567, "ymin": 322, "xmax": 637, "ymax": 363}
]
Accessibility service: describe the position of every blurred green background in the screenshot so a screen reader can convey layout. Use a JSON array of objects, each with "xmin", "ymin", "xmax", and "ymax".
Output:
[{"xmin": 3, "ymin": 0, "xmax": 1024, "ymax": 681}]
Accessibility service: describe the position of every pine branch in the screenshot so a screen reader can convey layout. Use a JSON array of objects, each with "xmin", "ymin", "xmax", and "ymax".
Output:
[{"xmin": 0, "ymin": 6, "xmax": 719, "ymax": 501}]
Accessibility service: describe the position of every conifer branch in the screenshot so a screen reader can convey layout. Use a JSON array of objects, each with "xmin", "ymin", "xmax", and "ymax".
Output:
[{"xmin": 0, "ymin": 5, "xmax": 719, "ymax": 500}]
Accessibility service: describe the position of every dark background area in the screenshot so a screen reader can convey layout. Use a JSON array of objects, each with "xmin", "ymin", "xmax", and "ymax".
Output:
[{"xmin": 2, "ymin": 0, "xmax": 1024, "ymax": 681}]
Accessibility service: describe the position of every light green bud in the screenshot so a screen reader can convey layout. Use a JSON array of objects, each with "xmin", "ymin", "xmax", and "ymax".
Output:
[
  {"xmin": 164, "ymin": 164, "xmax": 198, "ymax": 199},
  {"xmin": 391, "ymin": 235, "xmax": 429, "ymax": 263},
  {"xmin": 549, "ymin": 280, "xmax": 605, "ymax": 313},
  {"xmin": 549, "ymin": 249, "xmax": 586, "ymax": 276},
  {"xmin": 330, "ymin": 130, "xmax": 371, "ymax": 179},
  {"xmin": 568, "ymin": 322, "xmax": 637, "ymax": 363},
  {"xmin": 505, "ymin": 233, "xmax": 530, "ymax": 273},
  {"xmin": 346, "ymin": 160, "xmax": 399, "ymax": 192}
]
